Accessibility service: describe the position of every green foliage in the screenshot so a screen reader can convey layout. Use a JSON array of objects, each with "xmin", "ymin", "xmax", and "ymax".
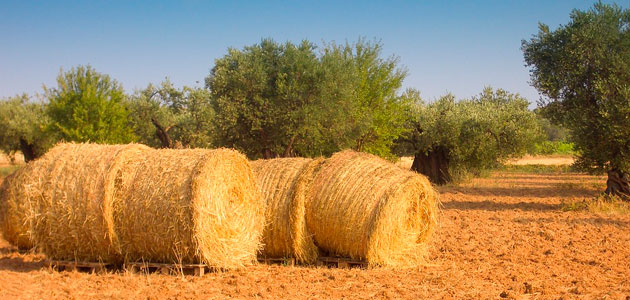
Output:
[
  {"xmin": 45, "ymin": 65, "xmax": 136, "ymax": 144},
  {"xmin": 522, "ymin": 3, "xmax": 630, "ymax": 174},
  {"xmin": 321, "ymin": 39, "xmax": 410, "ymax": 158},
  {"xmin": 0, "ymin": 94, "xmax": 56, "ymax": 160},
  {"xmin": 398, "ymin": 87, "xmax": 542, "ymax": 178},
  {"xmin": 127, "ymin": 80, "xmax": 214, "ymax": 148},
  {"xmin": 535, "ymin": 111, "xmax": 571, "ymax": 142},
  {"xmin": 530, "ymin": 141, "xmax": 575, "ymax": 155},
  {"xmin": 206, "ymin": 38, "xmax": 410, "ymax": 159}
]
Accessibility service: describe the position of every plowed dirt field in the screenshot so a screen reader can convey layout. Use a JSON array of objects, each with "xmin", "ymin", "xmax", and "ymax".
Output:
[{"xmin": 1, "ymin": 170, "xmax": 628, "ymax": 299}]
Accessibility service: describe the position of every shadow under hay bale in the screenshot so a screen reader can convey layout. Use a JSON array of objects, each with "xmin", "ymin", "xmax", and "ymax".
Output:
[
  {"xmin": 251, "ymin": 157, "xmax": 324, "ymax": 264},
  {"xmin": 113, "ymin": 148, "xmax": 264, "ymax": 270},
  {"xmin": 306, "ymin": 150, "xmax": 439, "ymax": 268}
]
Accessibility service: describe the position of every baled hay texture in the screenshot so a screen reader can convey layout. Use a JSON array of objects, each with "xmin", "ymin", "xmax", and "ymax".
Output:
[
  {"xmin": 306, "ymin": 150, "xmax": 439, "ymax": 268},
  {"xmin": 31, "ymin": 143, "xmax": 150, "ymax": 262},
  {"xmin": 113, "ymin": 148, "xmax": 264, "ymax": 269},
  {"xmin": 250, "ymin": 157, "xmax": 324, "ymax": 264},
  {"xmin": 0, "ymin": 145, "xmax": 69, "ymax": 249}
]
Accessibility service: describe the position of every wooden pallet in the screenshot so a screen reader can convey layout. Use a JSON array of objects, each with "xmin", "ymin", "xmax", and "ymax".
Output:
[
  {"xmin": 316, "ymin": 257, "xmax": 368, "ymax": 269},
  {"xmin": 257, "ymin": 257, "xmax": 296, "ymax": 266},
  {"xmin": 48, "ymin": 260, "xmax": 113, "ymax": 273},
  {"xmin": 125, "ymin": 262, "xmax": 211, "ymax": 276}
]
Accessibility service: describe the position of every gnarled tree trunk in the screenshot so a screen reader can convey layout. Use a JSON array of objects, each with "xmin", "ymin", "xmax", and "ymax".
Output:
[
  {"xmin": 151, "ymin": 118, "xmax": 174, "ymax": 149},
  {"xmin": 411, "ymin": 146, "xmax": 451, "ymax": 185},
  {"xmin": 19, "ymin": 137, "xmax": 37, "ymax": 162},
  {"xmin": 605, "ymin": 169, "xmax": 630, "ymax": 201}
]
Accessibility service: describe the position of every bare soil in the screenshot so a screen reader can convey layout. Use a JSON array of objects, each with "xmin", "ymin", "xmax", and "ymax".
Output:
[{"xmin": 1, "ymin": 171, "xmax": 629, "ymax": 299}]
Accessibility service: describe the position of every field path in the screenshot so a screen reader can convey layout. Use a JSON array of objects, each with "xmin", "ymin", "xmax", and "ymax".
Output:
[{"xmin": 0, "ymin": 171, "xmax": 628, "ymax": 299}]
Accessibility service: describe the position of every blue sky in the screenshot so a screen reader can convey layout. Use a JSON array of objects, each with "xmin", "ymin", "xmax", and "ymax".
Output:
[{"xmin": 1, "ymin": 0, "xmax": 627, "ymax": 106}]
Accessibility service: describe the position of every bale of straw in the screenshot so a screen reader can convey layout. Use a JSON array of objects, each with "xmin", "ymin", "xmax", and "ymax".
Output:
[
  {"xmin": 306, "ymin": 150, "xmax": 439, "ymax": 268},
  {"xmin": 0, "ymin": 145, "xmax": 69, "ymax": 249},
  {"xmin": 0, "ymin": 171, "xmax": 33, "ymax": 249},
  {"xmin": 30, "ymin": 143, "xmax": 149, "ymax": 262},
  {"xmin": 112, "ymin": 148, "xmax": 264, "ymax": 269},
  {"xmin": 250, "ymin": 157, "xmax": 324, "ymax": 264}
]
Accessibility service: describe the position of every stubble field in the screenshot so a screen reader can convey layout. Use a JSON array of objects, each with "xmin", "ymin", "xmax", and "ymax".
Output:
[{"xmin": 0, "ymin": 157, "xmax": 628, "ymax": 299}]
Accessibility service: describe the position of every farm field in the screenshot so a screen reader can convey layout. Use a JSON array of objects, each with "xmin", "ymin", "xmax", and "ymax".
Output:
[{"xmin": 1, "ymin": 166, "xmax": 628, "ymax": 299}]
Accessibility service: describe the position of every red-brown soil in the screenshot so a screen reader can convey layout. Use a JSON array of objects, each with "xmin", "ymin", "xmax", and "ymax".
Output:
[{"xmin": 1, "ymin": 171, "xmax": 629, "ymax": 299}]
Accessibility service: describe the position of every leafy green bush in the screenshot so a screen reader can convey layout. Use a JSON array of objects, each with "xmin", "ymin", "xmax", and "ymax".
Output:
[{"xmin": 530, "ymin": 141, "xmax": 575, "ymax": 155}]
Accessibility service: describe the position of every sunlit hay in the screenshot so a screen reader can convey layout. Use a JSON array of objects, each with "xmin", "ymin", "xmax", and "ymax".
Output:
[
  {"xmin": 250, "ymin": 157, "xmax": 324, "ymax": 264},
  {"xmin": 0, "ymin": 170, "xmax": 33, "ymax": 249},
  {"xmin": 113, "ymin": 148, "xmax": 264, "ymax": 269},
  {"xmin": 30, "ymin": 143, "xmax": 150, "ymax": 263},
  {"xmin": 0, "ymin": 145, "xmax": 68, "ymax": 250},
  {"xmin": 306, "ymin": 150, "xmax": 439, "ymax": 268}
]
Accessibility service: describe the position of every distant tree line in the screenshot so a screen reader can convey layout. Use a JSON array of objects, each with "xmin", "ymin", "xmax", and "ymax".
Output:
[{"xmin": 0, "ymin": 38, "xmax": 542, "ymax": 184}]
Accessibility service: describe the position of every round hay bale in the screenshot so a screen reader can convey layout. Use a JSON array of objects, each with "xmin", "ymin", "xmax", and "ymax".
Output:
[
  {"xmin": 306, "ymin": 150, "xmax": 439, "ymax": 268},
  {"xmin": 250, "ymin": 157, "xmax": 324, "ymax": 264},
  {"xmin": 0, "ymin": 145, "xmax": 69, "ymax": 249},
  {"xmin": 0, "ymin": 170, "xmax": 32, "ymax": 249},
  {"xmin": 112, "ymin": 148, "xmax": 264, "ymax": 269},
  {"xmin": 30, "ymin": 143, "xmax": 150, "ymax": 262}
]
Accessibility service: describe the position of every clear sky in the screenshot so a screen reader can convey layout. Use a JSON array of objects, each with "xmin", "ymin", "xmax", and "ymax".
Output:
[{"xmin": 1, "ymin": 0, "xmax": 627, "ymax": 106}]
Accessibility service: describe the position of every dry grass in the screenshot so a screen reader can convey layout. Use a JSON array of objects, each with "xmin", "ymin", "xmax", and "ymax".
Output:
[
  {"xmin": 307, "ymin": 150, "xmax": 439, "ymax": 268},
  {"xmin": 562, "ymin": 195, "xmax": 630, "ymax": 215},
  {"xmin": 251, "ymin": 157, "xmax": 323, "ymax": 264},
  {"xmin": 113, "ymin": 148, "xmax": 264, "ymax": 269}
]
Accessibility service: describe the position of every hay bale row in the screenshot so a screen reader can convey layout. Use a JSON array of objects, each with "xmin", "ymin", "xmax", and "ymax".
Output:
[
  {"xmin": 0, "ymin": 143, "xmax": 264, "ymax": 269},
  {"xmin": 1, "ymin": 143, "xmax": 438, "ymax": 269}
]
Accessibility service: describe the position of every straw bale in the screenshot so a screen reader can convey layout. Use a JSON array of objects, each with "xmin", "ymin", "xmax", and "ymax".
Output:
[
  {"xmin": 0, "ymin": 145, "xmax": 68, "ymax": 249},
  {"xmin": 113, "ymin": 148, "xmax": 264, "ymax": 269},
  {"xmin": 250, "ymin": 157, "xmax": 324, "ymax": 264},
  {"xmin": 306, "ymin": 150, "xmax": 439, "ymax": 268},
  {"xmin": 30, "ymin": 143, "xmax": 149, "ymax": 262}
]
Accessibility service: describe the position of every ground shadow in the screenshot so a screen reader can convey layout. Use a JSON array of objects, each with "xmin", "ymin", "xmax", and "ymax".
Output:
[
  {"xmin": 443, "ymin": 200, "xmax": 562, "ymax": 211},
  {"xmin": 512, "ymin": 217, "xmax": 630, "ymax": 227},
  {"xmin": 441, "ymin": 185, "xmax": 599, "ymax": 199},
  {"xmin": 0, "ymin": 245, "xmax": 47, "ymax": 272}
]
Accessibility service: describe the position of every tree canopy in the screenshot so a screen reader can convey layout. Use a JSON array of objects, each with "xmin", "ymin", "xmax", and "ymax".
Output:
[
  {"xmin": 0, "ymin": 94, "xmax": 55, "ymax": 161},
  {"xmin": 396, "ymin": 88, "xmax": 541, "ymax": 184},
  {"xmin": 45, "ymin": 65, "xmax": 136, "ymax": 144},
  {"xmin": 206, "ymin": 38, "xmax": 410, "ymax": 159},
  {"xmin": 522, "ymin": 2, "xmax": 630, "ymax": 198},
  {"xmin": 127, "ymin": 80, "xmax": 214, "ymax": 149}
]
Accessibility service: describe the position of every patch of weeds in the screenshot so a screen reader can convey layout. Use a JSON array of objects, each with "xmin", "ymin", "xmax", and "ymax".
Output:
[
  {"xmin": 562, "ymin": 195, "xmax": 630, "ymax": 214},
  {"xmin": 500, "ymin": 164, "xmax": 573, "ymax": 174}
]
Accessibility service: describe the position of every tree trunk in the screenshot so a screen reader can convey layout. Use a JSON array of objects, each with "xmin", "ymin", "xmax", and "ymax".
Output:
[
  {"xmin": 19, "ymin": 137, "xmax": 37, "ymax": 162},
  {"xmin": 411, "ymin": 146, "xmax": 452, "ymax": 185},
  {"xmin": 151, "ymin": 118, "xmax": 174, "ymax": 148},
  {"xmin": 605, "ymin": 169, "xmax": 630, "ymax": 201},
  {"xmin": 262, "ymin": 148, "xmax": 276, "ymax": 159}
]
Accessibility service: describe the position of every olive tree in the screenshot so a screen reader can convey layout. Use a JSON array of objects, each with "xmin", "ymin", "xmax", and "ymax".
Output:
[
  {"xmin": 396, "ymin": 88, "xmax": 541, "ymax": 184},
  {"xmin": 206, "ymin": 38, "xmax": 410, "ymax": 159},
  {"xmin": 522, "ymin": 3, "xmax": 630, "ymax": 198},
  {"xmin": 127, "ymin": 81, "xmax": 214, "ymax": 148},
  {"xmin": 0, "ymin": 94, "xmax": 55, "ymax": 161}
]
